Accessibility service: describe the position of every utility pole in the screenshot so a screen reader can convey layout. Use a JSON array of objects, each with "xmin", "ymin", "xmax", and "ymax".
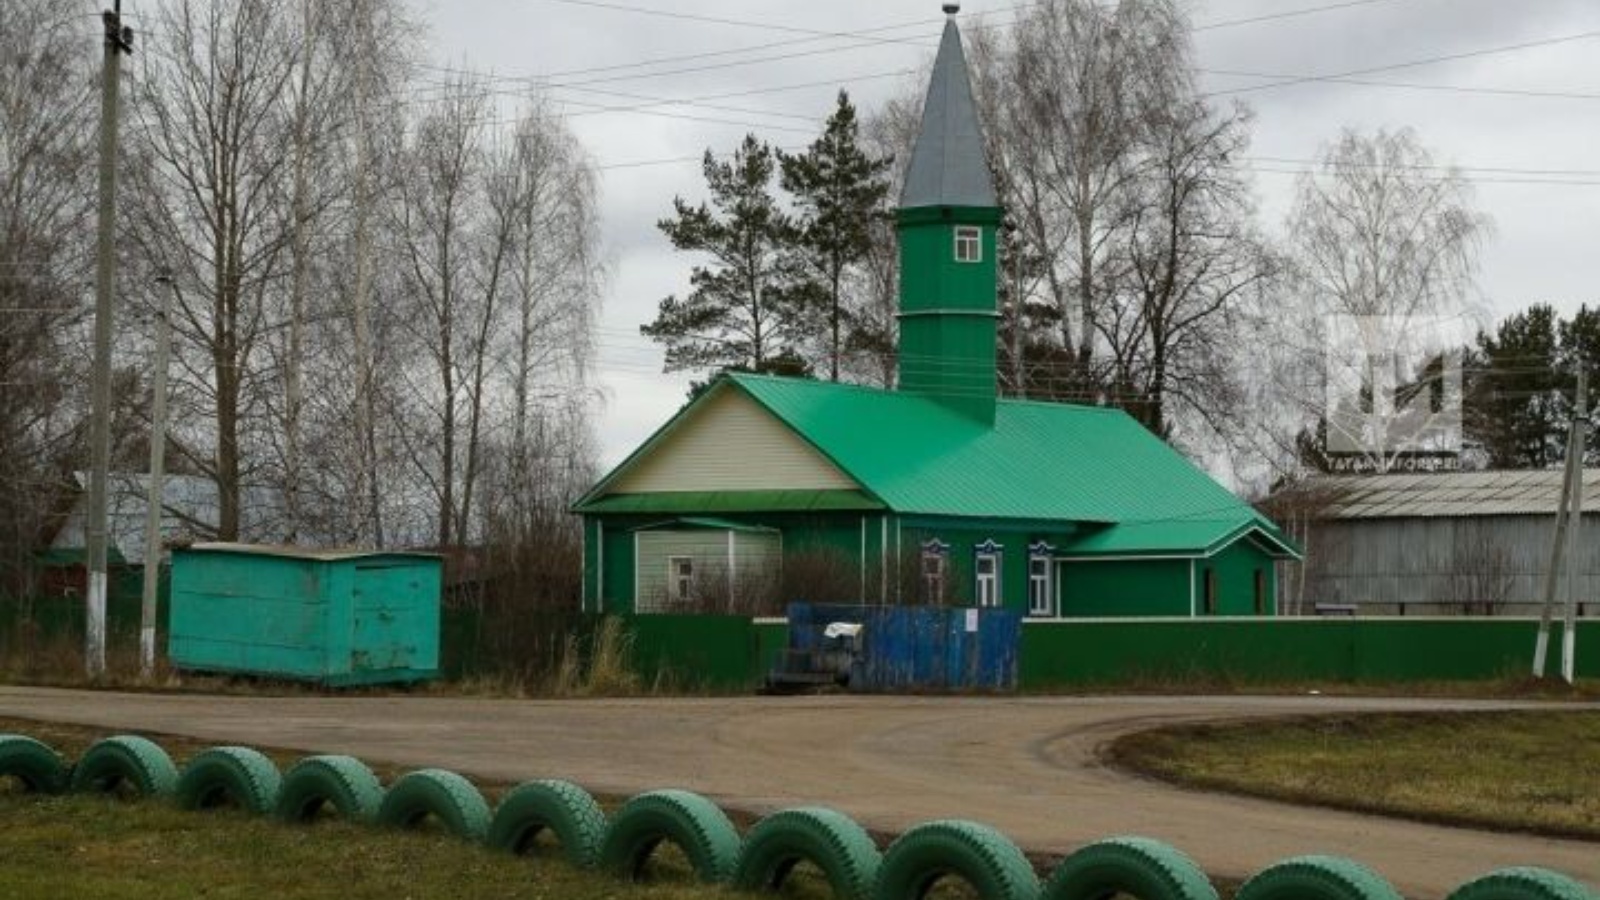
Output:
[
  {"xmin": 1535, "ymin": 370, "xmax": 1584, "ymax": 677},
  {"xmin": 1560, "ymin": 370, "xmax": 1588, "ymax": 683},
  {"xmin": 139, "ymin": 275, "xmax": 176, "ymax": 679},
  {"xmin": 86, "ymin": 1, "xmax": 134, "ymax": 678}
]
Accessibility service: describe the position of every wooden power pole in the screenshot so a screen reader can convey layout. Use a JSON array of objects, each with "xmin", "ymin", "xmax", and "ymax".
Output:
[{"xmin": 86, "ymin": 2, "xmax": 134, "ymax": 678}]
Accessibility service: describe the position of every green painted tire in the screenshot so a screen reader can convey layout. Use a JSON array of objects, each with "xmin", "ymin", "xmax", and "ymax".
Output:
[
  {"xmin": 1236, "ymin": 856, "xmax": 1404, "ymax": 900},
  {"xmin": 376, "ymin": 768, "xmax": 491, "ymax": 843},
  {"xmin": 734, "ymin": 806, "xmax": 881, "ymax": 900},
  {"xmin": 487, "ymin": 779, "xmax": 608, "ymax": 868},
  {"xmin": 174, "ymin": 746, "xmax": 282, "ymax": 814},
  {"xmin": 599, "ymin": 789, "xmax": 741, "ymax": 883},
  {"xmin": 0, "ymin": 734, "xmax": 71, "ymax": 794},
  {"xmin": 1447, "ymin": 868, "xmax": 1597, "ymax": 900},
  {"xmin": 69, "ymin": 735, "xmax": 178, "ymax": 798},
  {"xmin": 274, "ymin": 755, "xmax": 384, "ymax": 824},
  {"xmin": 875, "ymin": 819, "xmax": 1040, "ymax": 900},
  {"xmin": 1044, "ymin": 836, "xmax": 1216, "ymax": 900}
]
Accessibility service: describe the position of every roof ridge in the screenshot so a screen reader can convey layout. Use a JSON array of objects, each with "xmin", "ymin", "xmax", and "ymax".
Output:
[{"xmin": 728, "ymin": 372, "xmax": 1126, "ymax": 416}]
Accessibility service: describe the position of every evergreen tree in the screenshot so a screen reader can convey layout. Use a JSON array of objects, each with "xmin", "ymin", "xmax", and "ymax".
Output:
[
  {"xmin": 1558, "ymin": 304, "xmax": 1600, "ymax": 461},
  {"xmin": 779, "ymin": 92, "xmax": 892, "ymax": 382},
  {"xmin": 643, "ymin": 135, "xmax": 809, "ymax": 377},
  {"xmin": 1467, "ymin": 304, "xmax": 1570, "ymax": 468}
]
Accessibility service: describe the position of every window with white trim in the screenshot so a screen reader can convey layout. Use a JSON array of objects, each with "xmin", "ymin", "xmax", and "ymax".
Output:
[
  {"xmin": 954, "ymin": 226, "xmax": 981, "ymax": 263},
  {"xmin": 669, "ymin": 556, "xmax": 694, "ymax": 604},
  {"xmin": 1027, "ymin": 541, "xmax": 1055, "ymax": 616},
  {"xmin": 1028, "ymin": 556, "xmax": 1052, "ymax": 616},
  {"xmin": 976, "ymin": 551, "xmax": 1000, "ymax": 607},
  {"xmin": 972, "ymin": 538, "xmax": 998, "ymax": 608},
  {"xmin": 921, "ymin": 539, "xmax": 949, "ymax": 604}
]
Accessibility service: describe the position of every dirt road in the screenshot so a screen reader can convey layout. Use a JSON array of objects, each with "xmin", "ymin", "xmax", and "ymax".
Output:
[{"xmin": 0, "ymin": 688, "xmax": 1593, "ymax": 898}]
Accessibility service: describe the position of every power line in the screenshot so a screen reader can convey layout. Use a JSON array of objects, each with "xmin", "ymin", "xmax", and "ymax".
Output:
[
  {"xmin": 534, "ymin": 0, "xmax": 928, "ymax": 47},
  {"xmin": 1205, "ymin": 29, "xmax": 1600, "ymax": 98},
  {"xmin": 1202, "ymin": 68, "xmax": 1600, "ymax": 103}
]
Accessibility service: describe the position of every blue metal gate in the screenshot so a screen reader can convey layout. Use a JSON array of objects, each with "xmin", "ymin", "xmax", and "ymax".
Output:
[{"xmin": 781, "ymin": 603, "xmax": 1019, "ymax": 692}]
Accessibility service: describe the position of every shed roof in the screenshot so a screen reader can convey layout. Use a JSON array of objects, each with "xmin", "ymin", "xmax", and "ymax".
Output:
[
  {"xmin": 899, "ymin": 17, "xmax": 997, "ymax": 210},
  {"xmin": 182, "ymin": 543, "xmax": 440, "ymax": 562},
  {"xmin": 578, "ymin": 374, "xmax": 1296, "ymax": 557},
  {"xmin": 1283, "ymin": 470, "xmax": 1600, "ymax": 519}
]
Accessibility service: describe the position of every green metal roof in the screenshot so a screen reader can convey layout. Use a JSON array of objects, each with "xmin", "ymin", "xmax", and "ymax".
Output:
[
  {"xmin": 1061, "ymin": 519, "xmax": 1299, "ymax": 558},
  {"xmin": 578, "ymin": 374, "xmax": 1299, "ymax": 559},
  {"xmin": 577, "ymin": 489, "xmax": 883, "ymax": 515},
  {"xmin": 632, "ymin": 516, "xmax": 778, "ymax": 534}
]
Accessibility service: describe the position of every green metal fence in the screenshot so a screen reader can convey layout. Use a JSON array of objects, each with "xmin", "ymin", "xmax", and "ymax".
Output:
[{"xmin": 1020, "ymin": 617, "xmax": 1597, "ymax": 687}]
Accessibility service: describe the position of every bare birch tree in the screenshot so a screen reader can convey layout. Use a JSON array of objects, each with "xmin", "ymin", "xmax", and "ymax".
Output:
[
  {"xmin": 1102, "ymin": 99, "xmax": 1274, "ymax": 439},
  {"xmin": 0, "ymin": 0, "xmax": 97, "ymax": 597},
  {"xmin": 969, "ymin": 0, "xmax": 1191, "ymax": 398},
  {"xmin": 1264, "ymin": 127, "xmax": 1492, "ymax": 473},
  {"xmin": 128, "ymin": 0, "xmax": 300, "ymax": 540}
]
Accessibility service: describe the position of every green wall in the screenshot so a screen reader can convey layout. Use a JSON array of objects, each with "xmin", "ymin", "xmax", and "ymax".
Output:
[
  {"xmin": 626, "ymin": 613, "xmax": 788, "ymax": 691},
  {"xmin": 1020, "ymin": 618, "xmax": 1598, "ymax": 686},
  {"xmin": 621, "ymin": 615, "xmax": 1597, "ymax": 691},
  {"xmin": 897, "ymin": 208, "xmax": 1001, "ymax": 422},
  {"xmin": 1199, "ymin": 540, "xmax": 1278, "ymax": 616},
  {"xmin": 590, "ymin": 510, "xmax": 1283, "ymax": 622},
  {"xmin": 1059, "ymin": 558, "xmax": 1190, "ymax": 617}
]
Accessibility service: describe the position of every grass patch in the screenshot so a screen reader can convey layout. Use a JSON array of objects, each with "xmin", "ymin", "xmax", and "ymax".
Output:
[
  {"xmin": 0, "ymin": 792, "xmax": 744, "ymax": 900},
  {"xmin": 1107, "ymin": 710, "xmax": 1600, "ymax": 840}
]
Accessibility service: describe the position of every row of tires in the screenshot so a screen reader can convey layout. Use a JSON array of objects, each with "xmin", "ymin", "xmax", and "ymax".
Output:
[{"xmin": 2, "ymin": 732, "xmax": 1593, "ymax": 900}]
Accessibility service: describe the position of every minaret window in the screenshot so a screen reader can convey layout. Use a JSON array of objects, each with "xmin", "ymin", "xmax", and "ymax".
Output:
[{"xmin": 954, "ymin": 226, "xmax": 982, "ymax": 263}]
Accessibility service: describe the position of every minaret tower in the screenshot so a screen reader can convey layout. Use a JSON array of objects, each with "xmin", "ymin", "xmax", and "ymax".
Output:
[{"xmin": 896, "ymin": 2, "xmax": 1001, "ymax": 425}]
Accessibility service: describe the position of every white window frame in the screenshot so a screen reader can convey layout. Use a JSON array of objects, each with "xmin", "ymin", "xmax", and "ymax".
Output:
[
  {"xmin": 668, "ymin": 555, "xmax": 694, "ymax": 605},
  {"xmin": 1028, "ymin": 554, "xmax": 1053, "ymax": 617},
  {"xmin": 954, "ymin": 226, "xmax": 982, "ymax": 263},
  {"xmin": 974, "ymin": 539, "xmax": 1002, "ymax": 608},
  {"xmin": 921, "ymin": 539, "xmax": 949, "ymax": 604}
]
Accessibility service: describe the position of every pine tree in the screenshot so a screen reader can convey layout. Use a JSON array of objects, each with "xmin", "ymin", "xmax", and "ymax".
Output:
[
  {"xmin": 643, "ymin": 135, "xmax": 808, "ymax": 377},
  {"xmin": 779, "ymin": 92, "xmax": 892, "ymax": 382},
  {"xmin": 1466, "ymin": 305, "xmax": 1564, "ymax": 468}
]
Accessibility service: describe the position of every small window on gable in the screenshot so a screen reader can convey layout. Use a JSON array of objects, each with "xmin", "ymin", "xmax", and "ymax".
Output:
[{"xmin": 954, "ymin": 226, "xmax": 981, "ymax": 263}]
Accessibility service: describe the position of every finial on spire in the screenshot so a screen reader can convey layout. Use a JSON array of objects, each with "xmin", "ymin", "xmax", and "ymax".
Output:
[{"xmin": 942, "ymin": 3, "xmax": 960, "ymax": 15}]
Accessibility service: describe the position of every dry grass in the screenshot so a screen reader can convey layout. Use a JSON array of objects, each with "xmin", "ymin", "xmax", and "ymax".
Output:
[
  {"xmin": 0, "ymin": 793, "xmax": 764, "ymax": 900},
  {"xmin": 1108, "ymin": 710, "xmax": 1600, "ymax": 840},
  {"xmin": 0, "ymin": 717, "xmax": 1046, "ymax": 900}
]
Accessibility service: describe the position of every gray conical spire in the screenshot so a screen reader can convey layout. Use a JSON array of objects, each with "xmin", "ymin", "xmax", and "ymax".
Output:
[{"xmin": 899, "ymin": 17, "xmax": 997, "ymax": 209}]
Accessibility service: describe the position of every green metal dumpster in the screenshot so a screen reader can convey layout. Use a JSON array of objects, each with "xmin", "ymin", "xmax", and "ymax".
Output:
[{"xmin": 168, "ymin": 543, "xmax": 442, "ymax": 686}]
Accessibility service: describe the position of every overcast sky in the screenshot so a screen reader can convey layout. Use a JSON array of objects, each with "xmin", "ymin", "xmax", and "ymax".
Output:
[{"xmin": 412, "ymin": 0, "xmax": 1600, "ymax": 469}]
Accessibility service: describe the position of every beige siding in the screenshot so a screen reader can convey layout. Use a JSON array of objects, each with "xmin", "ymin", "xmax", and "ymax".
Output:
[
  {"xmin": 609, "ymin": 388, "xmax": 857, "ymax": 494},
  {"xmin": 732, "ymin": 532, "xmax": 782, "ymax": 605},
  {"xmin": 635, "ymin": 529, "xmax": 782, "ymax": 614}
]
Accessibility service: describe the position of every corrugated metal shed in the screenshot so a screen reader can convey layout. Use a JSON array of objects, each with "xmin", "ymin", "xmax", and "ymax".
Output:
[
  {"xmin": 169, "ymin": 544, "xmax": 441, "ymax": 686},
  {"xmin": 1294, "ymin": 470, "xmax": 1600, "ymax": 519}
]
